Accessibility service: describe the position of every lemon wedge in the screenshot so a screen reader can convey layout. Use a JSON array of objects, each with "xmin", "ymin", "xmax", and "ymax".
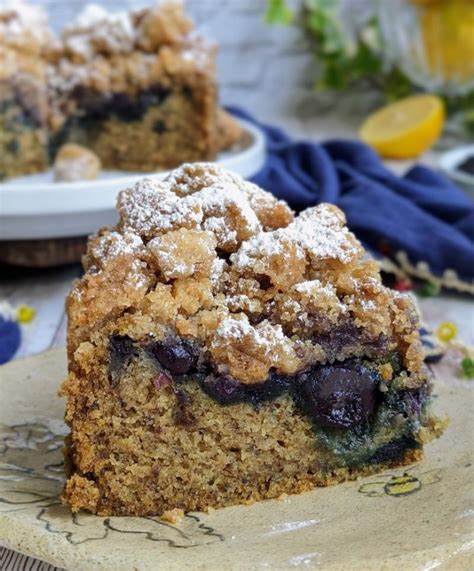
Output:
[{"xmin": 359, "ymin": 95, "xmax": 445, "ymax": 159}]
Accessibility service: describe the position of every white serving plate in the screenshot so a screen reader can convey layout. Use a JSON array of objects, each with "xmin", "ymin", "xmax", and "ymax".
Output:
[
  {"xmin": 438, "ymin": 144, "xmax": 474, "ymax": 198},
  {"xmin": 0, "ymin": 118, "xmax": 265, "ymax": 240}
]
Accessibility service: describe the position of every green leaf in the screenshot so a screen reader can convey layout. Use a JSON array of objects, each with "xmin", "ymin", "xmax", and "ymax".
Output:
[
  {"xmin": 306, "ymin": 8, "xmax": 330, "ymax": 34},
  {"xmin": 352, "ymin": 42, "xmax": 382, "ymax": 76},
  {"xmin": 460, "ymin": 357, "xmax": 474, "ymax": 380},
  {"xmin": 381, "ymin": 67, "xmax": 414, "ymax": 101},
  {"xmin": 265, "ymin": 0, "xmax": 294, "ymax": 24},
  {"xmin": 416, "ymin": 281, "xmax": 441, "ymax": 298}
]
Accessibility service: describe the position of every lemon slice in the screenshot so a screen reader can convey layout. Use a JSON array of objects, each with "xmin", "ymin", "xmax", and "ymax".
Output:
[{"xmin": 359, "ymin": 95, "xmax": 445, "ymax": 159}]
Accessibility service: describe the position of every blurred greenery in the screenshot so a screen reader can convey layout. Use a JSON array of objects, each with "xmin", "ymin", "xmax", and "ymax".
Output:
[
  {"xmin": 460, "ymin": 357, "xmax": 474, "ymax": 380},
  {"xmin": 265, "ymin": 0, "xmax": 294, "ymax": 24},
  {"xmin": 265, "ymin": 0, "xmax": 474, "ymax": 135}
]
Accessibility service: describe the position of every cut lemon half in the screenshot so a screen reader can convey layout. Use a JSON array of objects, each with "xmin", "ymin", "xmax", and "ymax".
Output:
[{"xmin": 359, "ymin": 95, "xmax": 445, "ymax": 159}]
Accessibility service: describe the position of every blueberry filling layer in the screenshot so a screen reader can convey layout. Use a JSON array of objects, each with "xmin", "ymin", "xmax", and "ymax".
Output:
[
  {"xmin": 108, "ymin": 334, "xmax": 138, "ymax": 386},
  {"xmin": 108, "ymin": 335, "xmax": 430, "ymax": 467},
  {"xmin": 313, "ymin": 323, "xmax": 389, "ymax": 361},
  {"xmin": 69, "ymin": 84, "xmax": 173, "ymax": 122},
  {"xmin": 1, "ymin": 99, "xmax": 42, "ymax": 129},
  {"xmin": 149, "ymin": 340, "xmax": 197, "ymax": 376},
  {"xmin": 50, "ymin": 84, "xmax": 198, "ymax": 159}
]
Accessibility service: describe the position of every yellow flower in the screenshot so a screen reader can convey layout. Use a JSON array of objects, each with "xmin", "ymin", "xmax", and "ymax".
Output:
[
  {"xmin": 436, "ymin": 321, "xmax": 458, "ymax": 343},
  {"xmin": 16, "ymin": 304, "xmax": 36, "ymax": 324}
]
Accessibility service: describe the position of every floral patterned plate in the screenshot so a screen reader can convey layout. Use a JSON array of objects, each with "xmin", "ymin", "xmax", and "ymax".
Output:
[{"xmin": 0, "ymin": 348, "xmax": 473, "ymax": 570}]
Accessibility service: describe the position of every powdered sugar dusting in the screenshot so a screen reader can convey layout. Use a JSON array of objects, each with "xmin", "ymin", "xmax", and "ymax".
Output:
[
  {"xmin": 0, "ymin": 0, "xmax": 52, "ymax": 50},
  {"xmin": 294, "ymin": 279, "xmax": 336, "ymax": 297},
  {"xmin": 213, "ymin": 316, "xmax": 293, "ymax": 358},
  {"xmin": 118, "ymin": 178, "xmax": 203, "ymax": 239},
  {"xmin": 124, "ymin": 259, "xmax": 149, "ymax": 290},
  {"xmin": 296, "ymin": 205, "xmax": 360, "ymax": 263},
  {"xmin": 62, "ymin": 3, "xmax": 135, "ymax": 60},
  {"xmin": 91, "ymin": 231, "xmax": 143, "ymax": 263},
  {"xmin": 196, "ymin": 183, "xmax": 260, "ymax": 230},
  {"xmin": 115, "ymin": 166, "xmax": 362, "ymax": 280},
  {"xmin": 232, "ymin": 203, "xmax": 360, "ymax": 275},
  {"xmin": 231, "ymin": 229, "xmax": 298, "ymax": 272},
  {"xmin": 210, "ymin": 258, "xmax": 226, "ymax": 284}
]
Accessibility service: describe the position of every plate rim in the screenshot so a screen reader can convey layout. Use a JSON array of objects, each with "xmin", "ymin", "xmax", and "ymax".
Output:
[
  {"xmin": 0, "ymin": 117, "xmax": 266, "ymax": 230},
  {"xmin": 438, "ymin": 144, "xmax": 474, "ymax": 187}
]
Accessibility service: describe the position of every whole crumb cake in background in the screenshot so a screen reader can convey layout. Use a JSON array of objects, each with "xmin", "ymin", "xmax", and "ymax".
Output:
[
  {"xmin": 49, "ymin": 2, "xmax": 223, "ymax": 171},
  {"xmin": 0, "ymin": 1, "xmax": 53, "ymax": 179},
  {"xmin": 0, "ymin": 0, "xmax": 242, "ymax": 180},
  {"xmin": 61, "ymin": 163, "xmax": 444, "ymax": 517}
]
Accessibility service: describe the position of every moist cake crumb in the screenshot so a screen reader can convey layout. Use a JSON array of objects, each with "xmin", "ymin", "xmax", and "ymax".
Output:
[{"xmin": 160, "ymin": 508, "xmax": 185, "ymax": 524}]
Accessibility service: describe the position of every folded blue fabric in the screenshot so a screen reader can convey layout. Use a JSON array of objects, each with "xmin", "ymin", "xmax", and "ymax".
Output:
[
  {"xmin": 229, "ymin": 107, "xmax": 474, "ymax": 287},
  {"xmin": 0, "ymin": 315, "xmax": 21, "ymax": 365}
]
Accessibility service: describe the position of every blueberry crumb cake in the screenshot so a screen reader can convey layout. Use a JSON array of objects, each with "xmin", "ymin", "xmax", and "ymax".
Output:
[
  {"xmin": 0, "ymin": 1, "xmax": 242, "ymax": 180},
  {"xmin": 61, "ymin": 164, "xmax": 444, "ymax": 516},
  {"xmin": 49, "ymin": 2, "xmax": 220, "ymax": 172}
]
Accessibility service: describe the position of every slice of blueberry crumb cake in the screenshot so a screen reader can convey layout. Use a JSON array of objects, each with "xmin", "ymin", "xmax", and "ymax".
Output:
[{"xmin": 61, "ymin": 163, "xmax": 444, "ymax": 516}]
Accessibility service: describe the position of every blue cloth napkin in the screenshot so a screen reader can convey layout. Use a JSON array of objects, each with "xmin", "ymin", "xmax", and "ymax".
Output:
[
  {"xmin": 0, "ymin": 315, "xmax": 21, "ymax": 365},
  {"xmin": 230, "ymin": 107, "xmax": 474, "ymax": 287}
]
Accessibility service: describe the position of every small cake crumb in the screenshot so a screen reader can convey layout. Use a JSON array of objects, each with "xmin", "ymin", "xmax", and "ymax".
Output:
[
  {"xmin": 54, "ymin": 143, "xmax": 101, "ymax": 182},
  {"xmin": 160, "ymin": 507, "xmax": 184, "ymax": 524}
]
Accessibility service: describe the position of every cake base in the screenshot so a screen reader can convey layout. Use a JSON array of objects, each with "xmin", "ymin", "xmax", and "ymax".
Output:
[{"xmin": 61, "ymin": 341, "xmax": 442, "ymax": 517}]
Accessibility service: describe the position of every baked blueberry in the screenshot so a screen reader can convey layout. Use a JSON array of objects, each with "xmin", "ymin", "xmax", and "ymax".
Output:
[
  {"xmin": 108, "ymin": 335, "xmax": 137, "ymax": 384},
  {"xmin": 201, "ymin": 375, "xmax": 246, "ymax": 405},
  {"xmin": 109, "ymin": 335, "xmax": 136, "ymax": 367},
  {"xmin": 402, "ymin": 384, "xmax": 428, "ymax": 417},
  {"xmin": 300, "ymin": 363, "xmax": 378, "ymax": 428},
  {"xmin": 151, "ymin": 340, "xmax": 197, "ymax": 376}
]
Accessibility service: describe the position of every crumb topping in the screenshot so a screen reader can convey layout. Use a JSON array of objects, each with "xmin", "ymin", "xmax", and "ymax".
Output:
[
  {"xmin": 0, "ymin": 0, "xmax": 53, "ymax": 53},
  {"xmin": 68, "ymin": 163, "xmax": 424, "ymax": 384},
  {"xmin": 118, "ymin": 179, "xmax": 204, "ymax": 240},
  {"xmin": 62, "ymin": 1, "xmax": 192, "ymax": 61},
  {"xmin": 54, "ymin": 143, "xmax": 101, "ymax": 183},
  {"xmin": 62, "ymin": 4, "xmax": 136, "ymax": 60},
  {"xmin": 49, "ymin": 1, "xmax": 212, "ymax": 95}
]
